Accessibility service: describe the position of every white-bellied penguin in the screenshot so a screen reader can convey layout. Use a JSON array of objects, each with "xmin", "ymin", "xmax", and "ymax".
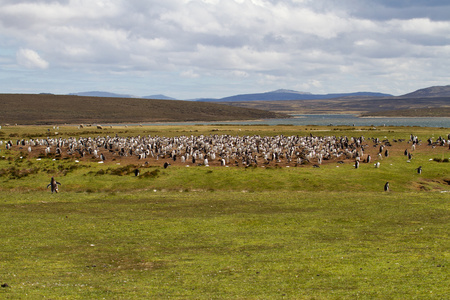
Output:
[{"xmin": 47, "ymin": 177, "xmax": 61, "ymax": 193}]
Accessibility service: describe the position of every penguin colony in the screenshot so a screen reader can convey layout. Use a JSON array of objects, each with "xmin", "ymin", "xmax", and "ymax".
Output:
[
  {"xmin": 9, "ymin": 135, "xmax": 390, "ymax": 166},
  {"xmin": 6, "ymin": 133, "xmax": 449, "ymax": 168},
  {"xmin": 5, "ymin": 133, "xmax": 449, "ymax": 192}
]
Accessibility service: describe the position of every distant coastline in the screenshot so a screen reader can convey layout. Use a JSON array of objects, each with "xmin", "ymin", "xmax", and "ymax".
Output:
[{"xmin": 360, "ymin": 107, "xmax": 450, "ymax": 118}]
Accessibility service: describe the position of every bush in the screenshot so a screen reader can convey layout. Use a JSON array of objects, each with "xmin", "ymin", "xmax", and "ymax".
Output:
[
  {"xmin": 0, "ymin": 166, "xmax": 40, "ymax": 179},
  {"xmin": 108, "ymin": 164, "xmax": 138, "ymax": 176},
  {"xmin": 140, "ymin": 169, "xmax": 160, "ymax": 178},
  {"xmin": 433, "ymin": 158, "xmax": 450, "ymax": 163}
]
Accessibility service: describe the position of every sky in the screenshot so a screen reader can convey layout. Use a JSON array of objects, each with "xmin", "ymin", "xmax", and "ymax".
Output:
[{"xmin": 1, "ymin": 0, "xmax": 450, "ymax": 100}]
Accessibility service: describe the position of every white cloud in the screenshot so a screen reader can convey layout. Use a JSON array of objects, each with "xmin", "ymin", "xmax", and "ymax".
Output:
[
  {"xmin": 181, "ymin": 70, "xmax": 200, "ymax": 78},
  {"xmin": 16, "ymin": 48, "xmax": 49, "ymax": 69},
  {"xmin": 231, "ymin": 70, "xmax": 249, "ymax": 78},
  {"xmin": 392, "ymin": 18, "xmax": 450, "ymax": 36},
  {"xmin": 1, "ymin": 0, "xmax": 450, "ymax": 97}
]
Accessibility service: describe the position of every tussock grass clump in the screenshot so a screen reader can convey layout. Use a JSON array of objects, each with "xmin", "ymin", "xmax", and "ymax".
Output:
[
  {"xmin": 0, "ymin": 166, "xmax": 40, "ymax": 179},
  {"xmin": 88, "ymin": 164, "xmax": 139, "ymax": 176},
  {"xmin": 95, "ymin": 169, "xmax": 106, "ymax": 175},
  {"xmin": 107, "ymin": 164, "xmax": 138, "ymax": 176},
  {"xmin": 58, "ymin": 163, "xmax": 86, "ymax": 176},
  {"xmin": 433, "ymin": 157, "xmax": 449, "ymax": 163},
  {"xmin": 140, "ymin": 169, "xmax": 160, "ymax": 178},
  {"xmin": 38, "ymin": 152, "xmax": 56, "ymax": 159}
]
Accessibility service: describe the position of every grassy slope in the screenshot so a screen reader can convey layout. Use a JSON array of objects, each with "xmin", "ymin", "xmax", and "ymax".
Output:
[
  {"xmin": 0, "ymin": 94, "xmax": 286, "ymax": 125},
  {"xmin": 0, "ymin": 125, "xmax": 449, "ymax": 299},
  {"xmin": 0, "ymin": 191, "xmax": 448, "ymax": 299}
]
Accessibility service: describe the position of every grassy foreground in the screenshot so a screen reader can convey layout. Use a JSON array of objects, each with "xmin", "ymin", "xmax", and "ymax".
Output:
[
  {"xmin": 0, "ymin": 125, "xmax": 449, "ymax": 299},
  {"xmin": 1, "ymin": 191, "xmax": 448, "ymax": 299}
]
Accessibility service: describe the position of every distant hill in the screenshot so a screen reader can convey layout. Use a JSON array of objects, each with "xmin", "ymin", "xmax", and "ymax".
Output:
[
  {"xmin": 68, "ymin": 91, "xmax": 137, "ymax": 98},
  {"xmin": 219, "ymin": 96, "xmax": 450, "ymax": 116},
  {"xmin": 69, "ymin": 91, "xmax": 177, "ymax": 100},
  {"xmin": 142, "ymin": 94, "xmax": 177, "ymax": 100},
  {"xmin": 202, "ymin": 85, "xmax": 450, "ymax": 117},
  {"xmin": 400, "ymin": 85, "xmax": 450, "ymax": 98},
  {"xmin": 0, "ymin": 94, "xmax": 287, "ymax": 125},
  {"xmin": 197, "ymin": 89, "xmax": 393, "ymax": 102}
]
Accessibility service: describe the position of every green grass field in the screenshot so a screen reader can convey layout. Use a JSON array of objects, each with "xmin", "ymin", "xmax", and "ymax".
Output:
[{"xmin": 0, "ymin": 125, "xmax": 449, "ymax": 299}]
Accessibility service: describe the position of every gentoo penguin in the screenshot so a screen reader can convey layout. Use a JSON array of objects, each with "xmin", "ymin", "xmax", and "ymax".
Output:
[
  {"xmin": 384, "ymin": 182, "xmax": 389, "ymax": 192},
  {"xmin": 417, "ymin": 166, "xmax": 422, "ymax": 174},
  {"xmin": 47, "ymin": 177, "xmax": 61, "ymax": 193}
]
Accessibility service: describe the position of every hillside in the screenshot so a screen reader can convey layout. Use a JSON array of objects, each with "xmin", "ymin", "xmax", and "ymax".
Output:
[
  {"xmin": 197, "ymin": 89, "xmax": 393, "ymax": 102},
  {"xmin": 221, "ymin": 96, "xmax": 450, "ymax": 116},
  {"xmin": 68, "ymin": 91, "xmax": 137, "ymax": 98},
  {"xmin": 142, "ymin": 94, "xmax": 177, "ymax": 100},
  {"xmin": 0, "ymin": 94, "xmax": 287, "ymax": 125},
  {"xmin": 401, "ymin": 85, "xmax": 450, "ymax": 98}
]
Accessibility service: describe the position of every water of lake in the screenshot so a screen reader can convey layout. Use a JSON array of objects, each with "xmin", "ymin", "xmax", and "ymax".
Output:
[{"xmin": 144, "ymin": 114, "xmax": 450, "ymax": 128}]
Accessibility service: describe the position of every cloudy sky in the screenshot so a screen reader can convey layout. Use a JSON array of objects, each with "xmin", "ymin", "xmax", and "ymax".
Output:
[{"xmin": 1, "ymin": 0, "xmax": 449, "ymax": 99}]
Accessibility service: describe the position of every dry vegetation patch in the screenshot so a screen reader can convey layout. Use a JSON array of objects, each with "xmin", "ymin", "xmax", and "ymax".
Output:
[{"xmin": 0, "ymin": 94, "xmax": 287, "ymax": 125}]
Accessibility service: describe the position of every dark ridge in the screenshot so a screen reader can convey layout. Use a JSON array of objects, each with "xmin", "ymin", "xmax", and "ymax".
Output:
[
  {"xmin": 0, "ymin": 94, "xmax": 287, "ymax": 125},
  {"xmin": 400, "ymin": 85, "xmax": 450, "ymax": 98},
  {"xmin": 218, "ymin": 97, "xmax": 450, "ymax": 116},
  {"xmin": 198, "ymin": 90, "xmax": 393, "ymax": 102}
]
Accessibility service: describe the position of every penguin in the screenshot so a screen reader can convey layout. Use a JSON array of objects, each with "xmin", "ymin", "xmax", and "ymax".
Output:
[
  {"xmin": 355, "ymin": 160, "xmax": 359, "ymax": 169},
  {"xmin": 134, "ymin": 169, "xmax": 140, "ymax": 176},
  {"xmin": 417, "ymin": 166, "xmax": 422, "ymax": 174},
  {"xmin": 384, "ymin": 182, "xmax": 389, "ymax": 192},
  {"xmin": 47, "ymin": 177, "xmax": 61, "ymax": 193},
  {"xmin": 163, "ymin": 162, "xmax": 170, "ymax": 169}
]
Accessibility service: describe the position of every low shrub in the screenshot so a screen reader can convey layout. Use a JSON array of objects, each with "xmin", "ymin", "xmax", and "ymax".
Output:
[
  {"xmin": 0, "ymin": 166, "xmax": 40, "ymax": 179},
  {"xmin": 433, "ymin": 158, "xmax": 450, "ymax": 163},
  {"xmin": 140, "ymin": 169, "xmax": 160, "ymax": 178}
]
